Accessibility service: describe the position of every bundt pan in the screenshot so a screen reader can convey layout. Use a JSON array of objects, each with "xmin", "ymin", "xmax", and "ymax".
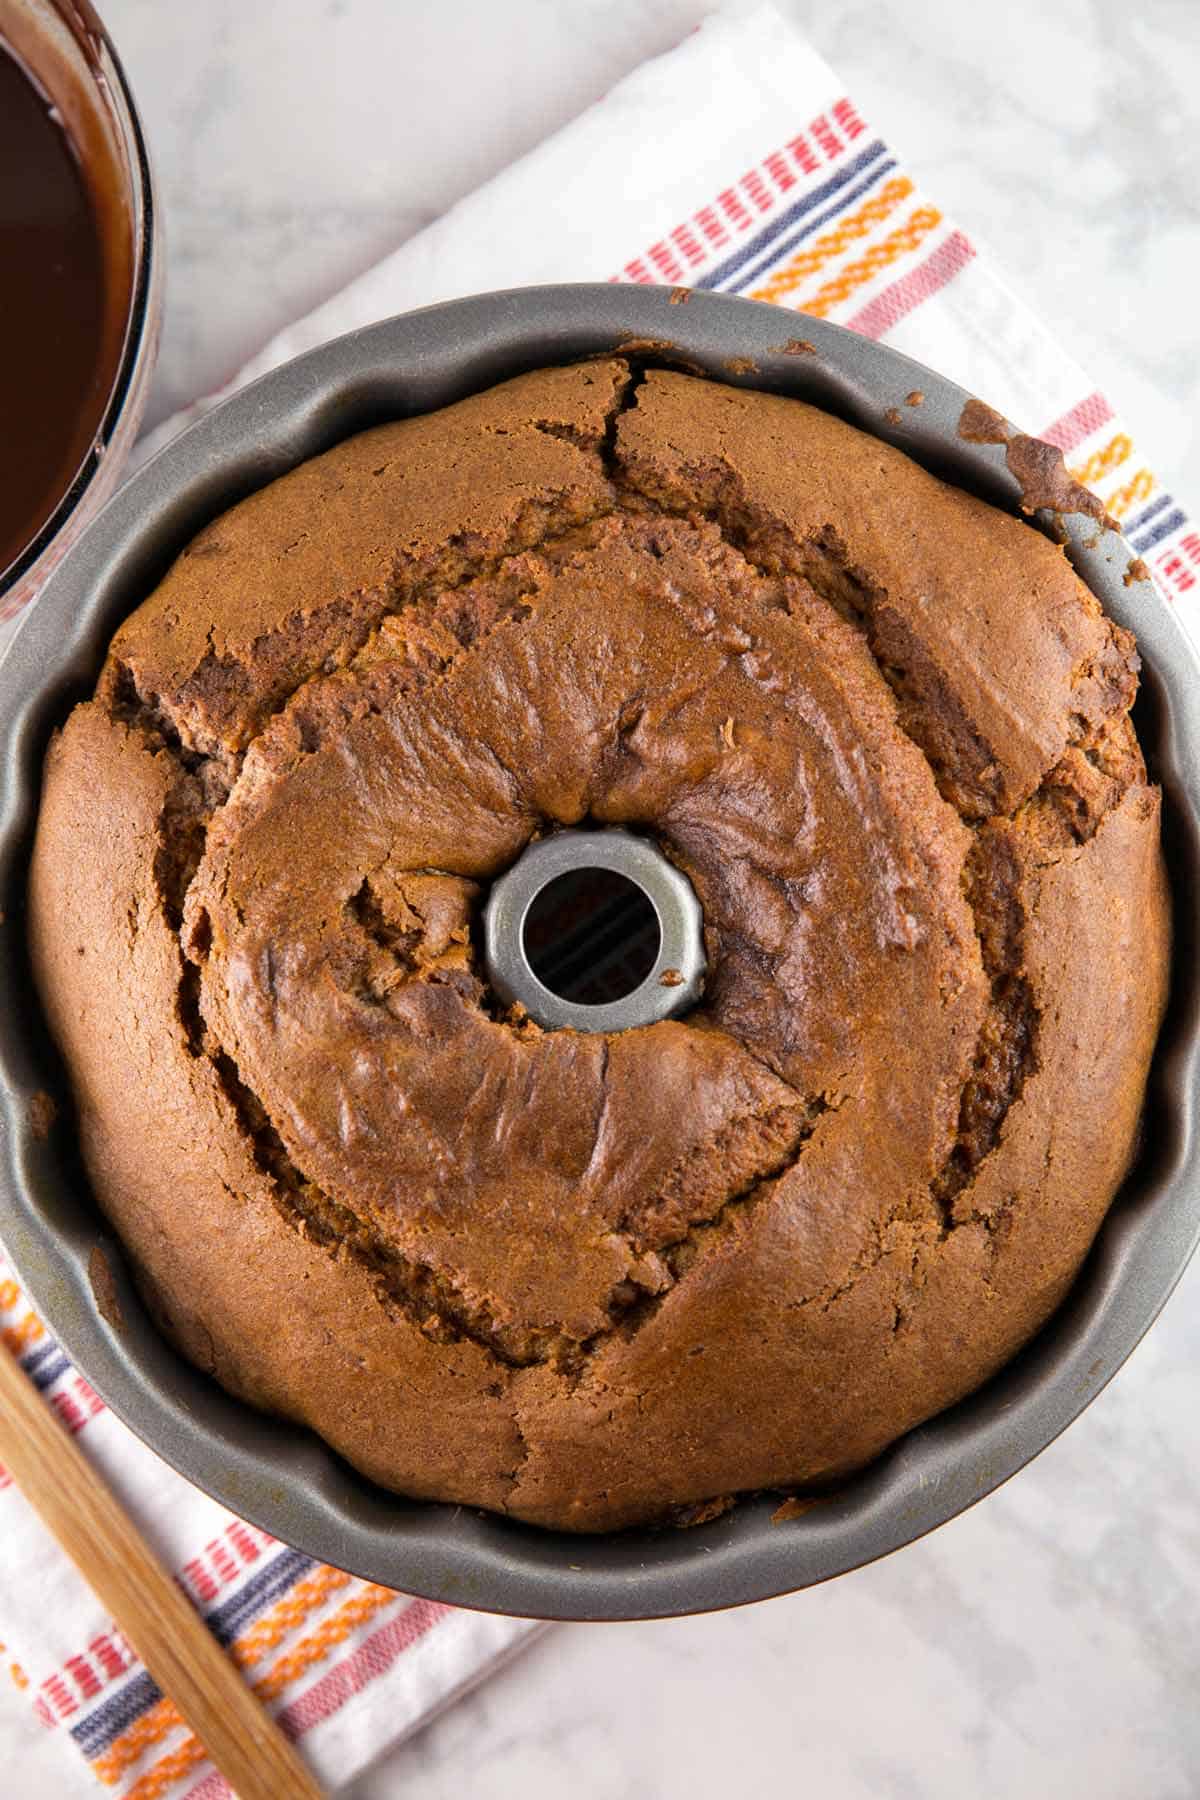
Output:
[{"xmin": 1, "ymin": 285, "xmax": 1197, "ymax": 1622}]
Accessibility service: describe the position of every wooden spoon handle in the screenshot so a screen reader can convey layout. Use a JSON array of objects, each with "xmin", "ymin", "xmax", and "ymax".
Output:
[{"xmin": 0, "ymin": 1338, "xmax": 325, "ymax": 1800}]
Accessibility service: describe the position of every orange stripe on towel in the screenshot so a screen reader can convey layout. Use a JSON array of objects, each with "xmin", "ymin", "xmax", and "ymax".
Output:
[
  {"xmin": 1108, "ymin": 468, "xmax": 1156, "ymax": 521},
  {"xmin": 3, "ymin": 1314, "xmax": 45, "ymax": 1356},
  {"xmin": 92, "ymin": 1565, "xmax": 358, "ymax": 1783},
  {"xmin": 748, "ymin": 175, "xmax": 914, "ymax": 304},
  {"xmin": 120, "ymin": 1585, "xmax": 399, "ymax": 1798},
  {"xmin": 251, "ymin": 1583, "xmax": 397, "ymax": 1703},
  {"xmin": 122, "ymin": 1732, "xmax": 207, "ymax": 1800},
  {"xmin": 797, "ymin": 205, "xmax": 944, "ymax": 318},
  {"xmin": 1069, "ymin": 432, "xmax": 1132, "ymax": 489}
]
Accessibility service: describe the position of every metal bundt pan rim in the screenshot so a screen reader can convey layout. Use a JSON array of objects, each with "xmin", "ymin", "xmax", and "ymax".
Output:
[{"xmin": 0, "ymin": 284, "xmax": 1196, "ymax": 1621}]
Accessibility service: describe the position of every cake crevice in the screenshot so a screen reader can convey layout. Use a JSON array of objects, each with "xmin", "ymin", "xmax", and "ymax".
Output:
[{"xmin": 29, "ymin": 360, "xmax": 1168, "ymax": 1531}]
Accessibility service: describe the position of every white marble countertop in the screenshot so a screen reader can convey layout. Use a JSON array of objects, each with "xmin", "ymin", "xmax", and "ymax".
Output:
[{"xmin": 7, "ymin": 0, "xmax": 1200, "ymax": 1794}]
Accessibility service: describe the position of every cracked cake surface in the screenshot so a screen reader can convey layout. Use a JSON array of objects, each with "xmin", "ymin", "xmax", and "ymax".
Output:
[{"xmin": 28, "ymin": 360, "xmax": 1170, "ymax": 1531}]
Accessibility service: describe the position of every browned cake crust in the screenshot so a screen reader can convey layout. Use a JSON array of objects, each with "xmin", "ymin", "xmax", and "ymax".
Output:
[{"xmin": 29, "ymin": 363, "xmax": 1170, "ymax": 1531}]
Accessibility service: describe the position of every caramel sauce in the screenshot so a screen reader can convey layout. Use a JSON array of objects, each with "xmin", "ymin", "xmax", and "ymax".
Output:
[{"xmin": 0, "ymin": 41, "xmax": 116, "ymax": 576}]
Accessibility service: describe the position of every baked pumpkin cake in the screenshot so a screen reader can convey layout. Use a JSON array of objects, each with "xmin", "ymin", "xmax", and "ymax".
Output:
[{"xmin": 29, "ymin": 361, "xmax": 1170, "ymax": 1531}]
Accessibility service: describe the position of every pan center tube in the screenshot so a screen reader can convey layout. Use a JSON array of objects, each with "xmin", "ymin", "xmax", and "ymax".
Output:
[{"xmin": 482, "ymin": 828, "xmax": 706, "ymax": 1033}]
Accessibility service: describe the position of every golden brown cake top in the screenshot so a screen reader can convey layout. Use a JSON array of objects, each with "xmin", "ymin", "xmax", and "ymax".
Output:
[{"xmin": 29, "ymin": 362, "xmax": 1168, "ymax": 1530}]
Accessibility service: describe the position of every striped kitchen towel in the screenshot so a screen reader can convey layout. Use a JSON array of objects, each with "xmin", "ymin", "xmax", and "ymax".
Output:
[
  {"xmin": 0, "ymin": 1254, "xmax": 538, "ymax": 1796},
  {"xmin": 1, "ymin": 4, "xmax": 1193, "ymax": 1795}
]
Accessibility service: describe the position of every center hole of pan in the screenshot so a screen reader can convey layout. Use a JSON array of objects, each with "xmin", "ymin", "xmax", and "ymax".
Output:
[{"xmin": 522, "ymin": 866, "xmax": 662, "ymax": 1007}]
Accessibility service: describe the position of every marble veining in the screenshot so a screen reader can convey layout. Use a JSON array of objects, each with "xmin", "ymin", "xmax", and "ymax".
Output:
[{"xmin": 5, "ymin": 1, "xmax": 1199, "ymax": 1794}]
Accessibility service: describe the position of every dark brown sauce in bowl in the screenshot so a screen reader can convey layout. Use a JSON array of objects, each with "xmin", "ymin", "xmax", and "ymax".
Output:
[
  {"xmin": 0, "ymin": 0, "xmax": 149, "ymax": 605},
  {"xmin": 0, "ymin": 42, "xmax": 118, "ymax": 576}
]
